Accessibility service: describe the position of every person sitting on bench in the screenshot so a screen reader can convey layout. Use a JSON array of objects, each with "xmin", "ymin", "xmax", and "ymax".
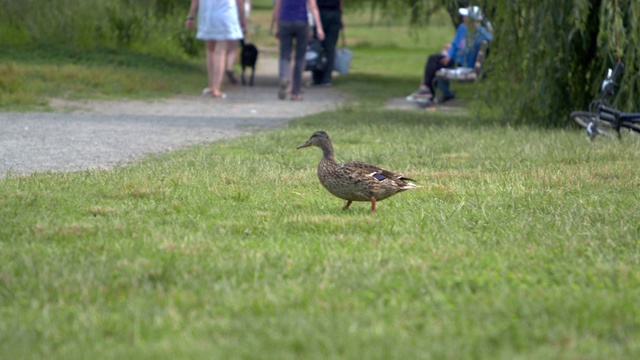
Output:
[
  {"xmin": 408, "ymin": 6, "xmax": 493, "ymax": 105},
  {"xmin": 435, "ymin": 9, "xmax": 493, "ymax": 103}
]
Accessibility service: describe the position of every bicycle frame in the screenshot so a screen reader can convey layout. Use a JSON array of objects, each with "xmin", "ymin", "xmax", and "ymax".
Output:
[{"xmin": 599, "ymin": 104, "xmax": 640, "ymax": 133}]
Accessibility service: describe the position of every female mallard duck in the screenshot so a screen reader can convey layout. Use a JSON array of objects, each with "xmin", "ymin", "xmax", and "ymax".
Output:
[{"xmin": 296, "ymin": 131, "xmax": 418, "ymax": 213}]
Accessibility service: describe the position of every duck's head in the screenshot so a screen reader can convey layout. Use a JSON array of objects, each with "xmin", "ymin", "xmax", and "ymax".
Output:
[{"xmin": 296, "ymin": 131, "xmax": 331, "ymax": 150}]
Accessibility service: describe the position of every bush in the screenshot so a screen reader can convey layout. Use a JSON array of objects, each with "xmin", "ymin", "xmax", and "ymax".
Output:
[{"xmin": 0, "ymin": 0, "xmax": 193, "ymax": 58}]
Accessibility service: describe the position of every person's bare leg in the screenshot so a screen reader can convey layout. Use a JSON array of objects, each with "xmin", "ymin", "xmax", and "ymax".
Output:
[
  {"xmin": 205, "ymin": 41, "xmax": 217, "ymax": 94},
  {"xmin": 211, "ymin": 40, "xmax": 229, "ymax": 97}
]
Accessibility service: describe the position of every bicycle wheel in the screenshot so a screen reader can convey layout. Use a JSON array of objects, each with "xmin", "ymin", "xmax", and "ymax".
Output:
[{"xmin": 570, "ymin": 111, "xmax": 617, "ymax": 139}]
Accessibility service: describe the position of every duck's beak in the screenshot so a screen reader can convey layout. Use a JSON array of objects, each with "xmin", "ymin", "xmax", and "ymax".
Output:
[{"xmin": 296, "ymin": 140, "xmax": 311, "ymax": 149}]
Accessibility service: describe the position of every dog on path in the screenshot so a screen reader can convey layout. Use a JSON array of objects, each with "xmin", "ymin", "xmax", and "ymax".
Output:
[{"xmin": 240, "ymin": 39, "xmax": 258, "ymax": 86}]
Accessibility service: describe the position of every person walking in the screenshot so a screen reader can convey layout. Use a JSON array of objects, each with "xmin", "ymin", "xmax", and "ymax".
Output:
[
  {"xmin": 314, "ymin": 0, "xmax": 343, "ymax": 86},
  {"xmin": 224, "ymin": 0, "xmax": 252, "ymax": 85},
  {"xmin": 186, "ymin": 0, "xmax": 246, "ymax": 98},
  {"xmin": 271, "ymin": 0, "xmax": 325, "ymax": 100}
]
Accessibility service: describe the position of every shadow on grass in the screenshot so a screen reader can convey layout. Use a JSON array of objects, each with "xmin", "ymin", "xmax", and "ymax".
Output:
[
  {"xmin": 338, "ymin": 72, "xmax": 417, "ymax": 103},
  {"xmin": 1, "ymin": 45, "xmax": 201, "ymax": 72},
  {"xmin": 340, "ymin": 72, "xmax": 493, "ymax": 108},
  {"xmin": 0, "ymin": 45, "xmax": 206, "ymax": 111},
  {"xmin": 328, "ymin": 72, "xmax": 524, "ymax": 130},
  {"xmin": 336, "ymin": 71, "xmax": 566, "ymax": 132},
  {"xmin": 293, "ymin": 104, "xmax": 516, "ymax": 134}
]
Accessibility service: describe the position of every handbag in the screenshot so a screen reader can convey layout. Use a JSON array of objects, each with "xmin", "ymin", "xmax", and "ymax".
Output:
[{"xmin": 333, "ymin": 32, "xmax": 352, "ymax": 75}]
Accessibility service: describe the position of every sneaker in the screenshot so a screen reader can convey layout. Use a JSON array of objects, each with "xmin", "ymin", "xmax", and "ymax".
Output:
[
  {"xmin": 406, "ymin": 88, "xmax": 432, "ymax": 102},
  {"xmin": 414, "ymin": 94, "xmax": 434, "ymax": 105},
  {"xmin": 278, "ymin": 80, "xmax": 289, "ymax": 100}
]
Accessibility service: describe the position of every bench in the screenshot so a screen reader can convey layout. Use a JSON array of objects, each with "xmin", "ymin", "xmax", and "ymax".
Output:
[
  {"xmin": 405, "ymin": 40, "xmax": 489, "ymax": 106},
  {"xmin": 434, "ymin": 40, "xmax": 489, "ymax": 82}
]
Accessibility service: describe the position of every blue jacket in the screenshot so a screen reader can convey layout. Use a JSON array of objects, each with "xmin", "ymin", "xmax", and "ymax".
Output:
[
  {"xmin": 447, "ymin": 23, "xmax": 493, "ymax": 68},
  {"xmin": 465, "ymin": 25, "xmax": 493, "ymax": 67},
  {"xmin": 447, "ymin": 23, "xmax": 467, "ymax": 65}
]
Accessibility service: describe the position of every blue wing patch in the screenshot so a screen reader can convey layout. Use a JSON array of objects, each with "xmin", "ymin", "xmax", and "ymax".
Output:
[{"xmin": 372, "ymin": 173, "xmax": 386, "ymax": 181}]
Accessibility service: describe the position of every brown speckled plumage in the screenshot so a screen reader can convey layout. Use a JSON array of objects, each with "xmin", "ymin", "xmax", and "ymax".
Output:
[{"xmin": 296, "ymin": 131, "xmax": 418, "ymax": 213}]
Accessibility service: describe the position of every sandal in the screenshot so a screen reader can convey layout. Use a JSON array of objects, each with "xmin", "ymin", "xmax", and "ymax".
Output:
[
  {"xmin": 290, "ymin": 94, "xmax": 303, "ymax": 101},
  {"xmin": 212, "ymin": 92, "xmax": 227, "ymax": 99}
]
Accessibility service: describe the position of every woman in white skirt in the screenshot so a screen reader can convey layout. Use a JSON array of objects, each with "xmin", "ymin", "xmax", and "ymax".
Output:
[{"xmin": 186, "ymin": 0, "xmax": 246, "ymax": 98}]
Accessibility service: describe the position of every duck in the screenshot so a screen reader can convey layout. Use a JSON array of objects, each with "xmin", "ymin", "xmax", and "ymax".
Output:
[{"xmin": 296, "ymin": 131, "xmax": 418, "ymax": 213}]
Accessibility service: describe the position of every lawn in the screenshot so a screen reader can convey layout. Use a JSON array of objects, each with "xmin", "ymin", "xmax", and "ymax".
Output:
[
  {"xmin": 2, "ymin": 110, "xmax": 640, "ymax": 359},
  {"xmin": 2, "ymin": 3, "xmax": 640, "ymax": 360}
]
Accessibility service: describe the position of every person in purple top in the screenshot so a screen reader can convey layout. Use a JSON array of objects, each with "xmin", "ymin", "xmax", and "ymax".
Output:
[{"xmin": 271, "ymin": 0, "xmax": 325, "ymax": 100}]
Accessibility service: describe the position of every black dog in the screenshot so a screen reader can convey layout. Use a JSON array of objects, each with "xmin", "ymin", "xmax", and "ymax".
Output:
[{"xmin": 240, "ymin": 39, "xmax": 259, "ymax": 86}]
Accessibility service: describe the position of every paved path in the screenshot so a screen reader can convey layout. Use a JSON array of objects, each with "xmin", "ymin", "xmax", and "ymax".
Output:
[{"xmin": 0, "ymin": 57, "xmax": 345, "ymax": 177}]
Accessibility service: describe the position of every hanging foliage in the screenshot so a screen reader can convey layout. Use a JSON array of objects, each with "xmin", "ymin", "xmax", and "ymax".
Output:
[
  {"xmin": 347, "ymin": 0, "xmax": 464, "ymax": 27},
  {"xmin": 487, "ymin": 0, "xmax": 640, "ymax": 125},
  {"xmin": 349, "ymin": 0, "xmax": 639, "ymax": 126}
]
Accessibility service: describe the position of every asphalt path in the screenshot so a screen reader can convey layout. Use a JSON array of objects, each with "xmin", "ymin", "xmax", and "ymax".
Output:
[{"xmin": 0, "ymin": 58, "xmax": 345, "ymax": 177}]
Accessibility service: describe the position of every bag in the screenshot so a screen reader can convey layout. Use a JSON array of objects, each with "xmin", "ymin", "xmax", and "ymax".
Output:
[
  {"xmin": 333, "ymin": 32, "xmax": 352, "ymax": 75},
  {"xmin": 334, "ymin": 48, "xmax": 352, "ymax": 74}
]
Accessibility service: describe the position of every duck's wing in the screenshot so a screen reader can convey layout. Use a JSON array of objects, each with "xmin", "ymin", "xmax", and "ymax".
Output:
[
  {"xmin": 333, "ymin": 161, "xmax": 377, "ymax": 181},
  {"xmin": 343, "ymin": 161, "xmax": 416, "ymax": 183}
]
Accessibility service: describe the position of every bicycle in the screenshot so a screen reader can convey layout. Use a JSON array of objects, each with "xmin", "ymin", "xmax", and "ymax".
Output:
[{"xmin": 570, "ymin": 62, "xmax": 640, "ymax": 140}]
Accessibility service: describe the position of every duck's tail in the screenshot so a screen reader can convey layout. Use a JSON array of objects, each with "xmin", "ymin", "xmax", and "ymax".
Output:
[{"xmin": 400, "ymin": 182, "xmax": 419, "ymax": 190}]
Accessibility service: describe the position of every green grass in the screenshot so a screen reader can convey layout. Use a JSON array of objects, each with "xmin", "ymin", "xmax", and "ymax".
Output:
[
  {"xmin": 2, "ymin": 4, "xmax": 640, "ymax": 360},
  {"xmin": 2, "ymin": 110, "xmax": 640, "ymax": 359},
  {"xmin": 0, "ymin": 46, "xmax": 205, "ymax": 111}
]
